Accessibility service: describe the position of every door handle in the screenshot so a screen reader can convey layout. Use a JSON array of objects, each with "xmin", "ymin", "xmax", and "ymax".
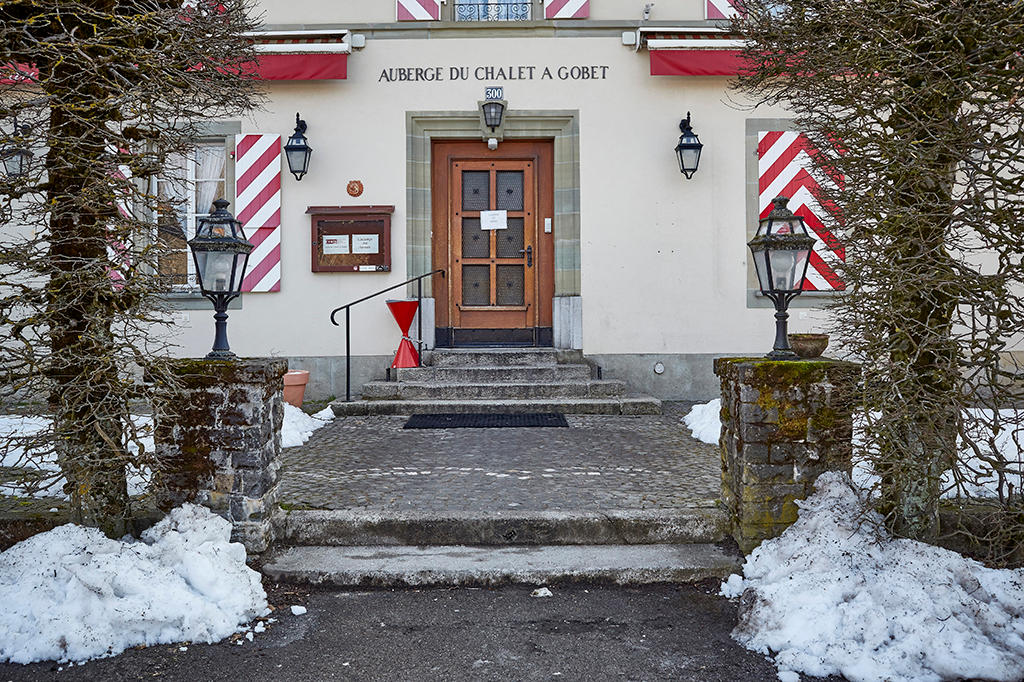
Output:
[{"xmin": 519, "ymin": 245, "xmax": 533, "ymax": 267}]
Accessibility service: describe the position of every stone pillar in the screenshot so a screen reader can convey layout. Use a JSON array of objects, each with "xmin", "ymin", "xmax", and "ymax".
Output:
[
  {"xmin": 714, "ymin": 358, "xmax": 859, "ymax": 553},
  {"xmin": 153, "ymin": 358, "xmax": 287, "ymax": 553}
]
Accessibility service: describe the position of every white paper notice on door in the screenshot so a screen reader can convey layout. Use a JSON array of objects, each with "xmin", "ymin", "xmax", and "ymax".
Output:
[
  {"xmin": 351, "ymin": 234, "xmax": 380, "ymax": 254},
  {"xmin": 322, "ymin": 235, "xmax": 349, "ymax": 255},
  {"xmin": 480, "ymin": 210, "xmax": 508, "ymax": 230}
]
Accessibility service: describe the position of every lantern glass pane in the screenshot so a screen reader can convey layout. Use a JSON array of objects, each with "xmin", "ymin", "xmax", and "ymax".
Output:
[
  {"xmin": 286, "ymin": 146, "xmax": 310, "ymax": 176},
  {"xmin": 482, "ymin": 102, "xmax": 504, "ymax": 129},
  {"xmin": 2, "ymin": 150, "xmax": 27, "ymax": 177},
  {"xmin": 197, "ymin": 251, "xmax": 235, "ymax": 293},
  {"xmin": 752, "ymin": 248, "xmax": 770, "ymax": 292},
  {"xmin": 232, "ymin": 252, "xmax": 249, "ymax": 291},
  {"xmin": 769, "ymin": 249, "xmax": 802, "ymax": 291},
  {"xmin": 678, "ymin": 147, "xmax": 700, "ymax": 173}
]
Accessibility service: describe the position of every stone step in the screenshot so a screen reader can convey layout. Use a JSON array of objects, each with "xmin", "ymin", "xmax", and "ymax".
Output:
[
  {"xmin": 329, "ymin": 396, "xmax": 662, "ymax": 416},
  {"xmin": 261, "ymin": 544, "xmax": 740, "ymax": 587},
  {"xmin": 428, "ymin": 348, "xmax": 564, "ymax": 368},
  {"xmin": 360, "ymin": 380, "xmax": 628, "ymax": 401},
  {"xmin": 395, "ymin": 364, "xmax": 593, "ymax": 383},
  {"xmin": 274, "ymin": 507, "xmax": 729, "ymax": 547}
]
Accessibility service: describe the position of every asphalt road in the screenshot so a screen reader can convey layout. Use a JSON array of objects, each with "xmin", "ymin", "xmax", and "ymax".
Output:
[{"xmin": 0, "ymin": 580, "xmax": 846, "ymax": 682}]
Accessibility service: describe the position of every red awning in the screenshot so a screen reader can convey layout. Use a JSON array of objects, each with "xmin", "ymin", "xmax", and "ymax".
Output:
[
  {"xmin": 650, "ymin": 49, "xmax": 743, "ymax": 77},
  {"xmin": 250, "ymin": 53, "xmax": 348, "ymax": 80}
]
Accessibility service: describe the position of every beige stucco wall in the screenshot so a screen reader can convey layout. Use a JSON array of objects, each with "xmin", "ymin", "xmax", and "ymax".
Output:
[{"xmin": 168, "ymin": 29, "xmax": 833, "ymax": 361}]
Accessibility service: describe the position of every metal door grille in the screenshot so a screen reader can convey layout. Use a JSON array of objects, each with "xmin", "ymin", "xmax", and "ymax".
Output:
[
  {"xmin": 462, "ymin": 265, "xmax": 490, "ymax": 306},
  {"xmin": 462, "ymin": 171, "xmax": 489, "ymax": 211},
  {"xmin": 461, "ymin": 218, "xmax": 489, "ymax": 258},
  {"xmin": 496, "ymin": 217, "xmax": 524, "ymax": 258},
  {"xmin": 496, "ymin": 265, "xmax": 524, "ymax": 305}
]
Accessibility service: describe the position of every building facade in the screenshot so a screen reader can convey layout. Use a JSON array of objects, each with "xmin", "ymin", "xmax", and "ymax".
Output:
[{"xmin": 165, "ymin": 0, "xmax": 842, "ymax": 400}]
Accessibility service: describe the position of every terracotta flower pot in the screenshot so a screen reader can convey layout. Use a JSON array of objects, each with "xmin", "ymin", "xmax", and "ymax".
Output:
[
  {"xmin": 283, "ymin": 370, "xmax": 310, "ymax": 407},
  {"xmin": 788, "ymin": 333, "xmax": 829, "ymax": 359}
]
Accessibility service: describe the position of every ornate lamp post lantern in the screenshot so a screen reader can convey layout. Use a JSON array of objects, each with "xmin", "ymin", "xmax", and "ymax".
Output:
[
  {"xmin": 747, "ymin": 196, "xmax": 816, "ymax": 360},
  {"xmin": 284, "ymin": 113, "xmax": 312, "ymax": 181},
  {"xmin": 187, "ymin": 198, "xmax": 253, "ymax": 359},
  {"xmin": 674, "ymin": 112, "xmax": 703, "ymax": 179}
]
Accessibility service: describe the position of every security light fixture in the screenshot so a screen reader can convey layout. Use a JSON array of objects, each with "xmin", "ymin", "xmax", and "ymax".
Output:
[
  {"xmin": 188, "ymin": 198, "xmax": 254, "ymax": 359},
  {"xmin": 675, "ymin": 112, "xmax": 703, "ymax": 179},
  {"xmin": 747, "ymin": 196, "xmax": 816, "ymax": 360},
  {"xmin": 284, "ymin": 113, "xmax": 312, "ymax": 181}
]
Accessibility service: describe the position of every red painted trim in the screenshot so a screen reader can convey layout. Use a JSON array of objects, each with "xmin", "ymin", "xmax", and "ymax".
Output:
[
  {"xmin": 241, "ymin": 53, "xmax": 347, "ymax": 81},
  {"xmin": 650, "ymin": 49, "xmax": 744, "ymax": 77}
]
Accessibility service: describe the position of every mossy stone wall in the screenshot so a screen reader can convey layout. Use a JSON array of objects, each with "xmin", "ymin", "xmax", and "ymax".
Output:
[
  {"xmin": 153, "ymin": 358, "xmax": 287, "ymax": 553},
  {"xmin": 714, "ymin": 357, "xmax": 859, "ymax": 553}
]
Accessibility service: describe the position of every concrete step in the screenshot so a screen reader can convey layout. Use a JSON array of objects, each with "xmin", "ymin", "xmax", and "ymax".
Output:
[
  {"xmin": 274, "ymin": 507, "xmax": 729, "ymax": 547},
  {"xmin": 329, "ymin": 396, "xmax": 662, "ymax": 416},
  {"xmin": 360, "ymin": 380, "xmax": 628, "ymax": 401},
  {"xmin": 261, "ymin": 544, "xmax": 741, "ymax": 587},
  {"xmin": 428, "ymin": 348, "xmax": 563, "ymax": 368},
  {"xmin": 395, "ymin": 364, "xmax": 593, "ymax": 383}
]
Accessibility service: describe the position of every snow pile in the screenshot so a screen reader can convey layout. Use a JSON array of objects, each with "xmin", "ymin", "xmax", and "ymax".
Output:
[
  {"xmin": 682, "ymin": 399, "xmax": 721, "ymax": 444},
  {"xmin": 721, "ymin": 472, "xmax": 1024, "ymax": 682},
  {"xmin": 281, "ymin": 403, "xmax": 334, "ymax": 448},
  {"xmin": 0, "ymin": 504, "xmax": 267, "ymax": 664}
]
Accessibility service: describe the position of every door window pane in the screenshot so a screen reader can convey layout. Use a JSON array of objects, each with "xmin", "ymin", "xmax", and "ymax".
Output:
[
  {"xmin": 461, "ymin": 171, "xmax": 490, "ymax": 211},
  {"xmin": 496, "ymin": 171, "xmax": 524, "ymax": 211},
  {"xmin": 461, "ymin": 218, "xmax": 489, "ymax": 258},
  {"xmin": 496, "ymin": 265, "xmax": 524, "ymax": 306},
  {"xmin": 496, "ymin": 217, "xmax": 524, "ymax": 258},
  {"xmin": 462, "ymin": 265, "xmax": 490, "ymax": 306}
]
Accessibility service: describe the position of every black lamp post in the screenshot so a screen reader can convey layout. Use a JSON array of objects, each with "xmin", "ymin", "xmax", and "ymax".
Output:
[
  {"xmin": 747, "ymin": 196, "xmax": 816, "ymax": 360},
  {"xmin": 284, "ymin": 113, "xmax": 312, "ymax": 181},
  {"xmin": 1, "ymin": 116, "xmax": 31, "ymax": 178},
  {"xmin": 675, "ymin": 112, "xmax": 703, "ymax": 179},
  {"xmin": 187, "ymin": 198, "xmax": 254, "ymax": 359}
]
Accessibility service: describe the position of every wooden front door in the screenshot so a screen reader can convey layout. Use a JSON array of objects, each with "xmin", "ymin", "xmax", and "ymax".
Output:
[{"xmin": 432, "ymin": 140, "xmax": 554, "ymax": 346}]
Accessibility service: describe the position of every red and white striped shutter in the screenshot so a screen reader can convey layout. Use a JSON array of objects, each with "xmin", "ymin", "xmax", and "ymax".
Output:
[
  {"xmin": 544, "ymin": 0, "xmax": 590, "ymax": 19},
  {"xmin": 397, "ymin": 0, "xmax": 440, "ymax": 21},
  {"xmin": 706, "ymin": 0, "xmax": 738, "ymax": 20},
  {"xmin": 235, "ymin": 134, "xmax": 282, "ymax": 293},
  {"xmin": 757, "ymin": 131, "xmax": 845, "ymax": 291}
]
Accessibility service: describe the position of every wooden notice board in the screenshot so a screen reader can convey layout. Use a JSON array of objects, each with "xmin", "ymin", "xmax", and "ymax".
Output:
[{"xmin": 308, "ymin": 205, "xmax": 394, "ymax": 273}]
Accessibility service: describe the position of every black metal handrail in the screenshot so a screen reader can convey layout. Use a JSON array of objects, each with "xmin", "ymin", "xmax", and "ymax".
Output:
[{"xmin": 329, "ymin": 269, "xmax": 446, "ymax": 402}]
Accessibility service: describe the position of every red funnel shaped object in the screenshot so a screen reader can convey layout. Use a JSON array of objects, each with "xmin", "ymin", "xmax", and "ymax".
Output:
[
  {"xmin": 391, "ymin": 338, "xmax": 420, "ymax": 368},
  {"xmin": 387, "ymin": 299, "xmax": 419, "ymax": 336}
]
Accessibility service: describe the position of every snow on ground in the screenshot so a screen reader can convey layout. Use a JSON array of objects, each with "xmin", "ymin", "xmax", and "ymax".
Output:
[
  {"xmin": 0, "ymin": 503, "xmax": 267, "ymax": 664},
  {"xmin": 281, "ymin": 403, "xmax": 334, "ymax": 448},
  {"xmin": 720, "ymin": 472, "xmax": 1024, "ymax": 682},
  {"xmin": 682, "ymin": 400, "xmax": 1024, "ymax": 498},
  {"xmin": 682, "ymin": 399, "xmax": 721, "ymax": 445}
]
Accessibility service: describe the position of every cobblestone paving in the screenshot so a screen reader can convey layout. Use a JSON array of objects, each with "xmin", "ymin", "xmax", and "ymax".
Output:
[{"xmin": 279, "ymin": 402, "xmax": 721, "ymax": 512}]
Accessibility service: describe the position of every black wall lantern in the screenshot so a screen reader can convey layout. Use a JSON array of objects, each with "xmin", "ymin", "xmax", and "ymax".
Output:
[
  {"xmin": 747, "ymin": 196, "xmax": 816, "ymax": 360},
  {"xmin": 284, "ymin": 113, "xmax": 312, "ymax": 181},
  {"xmin": 481, "ymin": 100, "xmax": 506, "ymax": 132},
  {"xmin": 1, "ymin": 115, "xmax": 32, "ymax": 179},
  {"xmin": 675, "ymin": 112, "xmax": 703, "ymax": 179},
  {"xmin": 188, "ymin": 198, "xmax": 254, "ymax": 359}
]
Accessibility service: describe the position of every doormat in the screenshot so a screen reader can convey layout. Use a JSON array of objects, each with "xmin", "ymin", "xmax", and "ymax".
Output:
[{"xmin": 403, "ymin": 413, "xmax": 569, "ymax": 429}]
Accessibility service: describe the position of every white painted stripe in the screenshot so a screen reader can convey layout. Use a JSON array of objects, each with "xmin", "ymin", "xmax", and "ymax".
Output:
[
  {"xmin": 555, "ymin": 0, "xmax": 588, "ymax": 18},
  {"xmin": 707, "ymin": 0, "xmax": 739, "ymax": 19},
  {"xmin": 759, "ymin": 155, "xmax": 807, "ymax": 212},
  {"xmin": 758, "ymin": 131, "xmax": 800, "ymax": 177},
  {"xmin": 236, "ymin": 134, "xmax": 277, "ymax": 173},
  {"xmin": 236, "ymin": 160, "xmax": 280, "ymax": 217},
  {"xmin": 398, "ymin": 0, "xmax": 434, "ymax": 20},
  {"xmin": 248, "ymin": 261, "xmax": 281, "ymax": 293},
  {"xmin": 245, "ymin": 193, "xmax": 281, "ymax": 230}
]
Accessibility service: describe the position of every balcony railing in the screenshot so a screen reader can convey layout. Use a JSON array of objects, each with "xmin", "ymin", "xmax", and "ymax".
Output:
[{"xmin": 455, "ymin": 2, "xmax": 533, "ymax": 22}]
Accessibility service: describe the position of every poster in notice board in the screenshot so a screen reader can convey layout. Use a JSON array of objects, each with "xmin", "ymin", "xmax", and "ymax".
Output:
[{"xmin": 308, "ymin": 205, "xmax": 393, "ymax": 273}]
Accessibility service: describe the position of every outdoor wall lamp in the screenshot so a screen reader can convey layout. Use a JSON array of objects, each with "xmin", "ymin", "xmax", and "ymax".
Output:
[
  {"xmin": 747, "ymin": 196, "xmax": 816, "ymax": 360},
  {"xmin": 479, "ymin": 91, "xmax": 508, "ymax": 148},
  {"xmin": 284, "ymin": 113, "xmax": 312, "ymax": 181},
  {"xmin": 188, "ymin": 198, "xmax": 254, "ymax": 359},
  {"xmin": 675, "ymin": 112, "xmax": 703, "ymax": 179},
  {"xmin": 1, "ymin": 115, "xmax": 32, "ymax": 179}
]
